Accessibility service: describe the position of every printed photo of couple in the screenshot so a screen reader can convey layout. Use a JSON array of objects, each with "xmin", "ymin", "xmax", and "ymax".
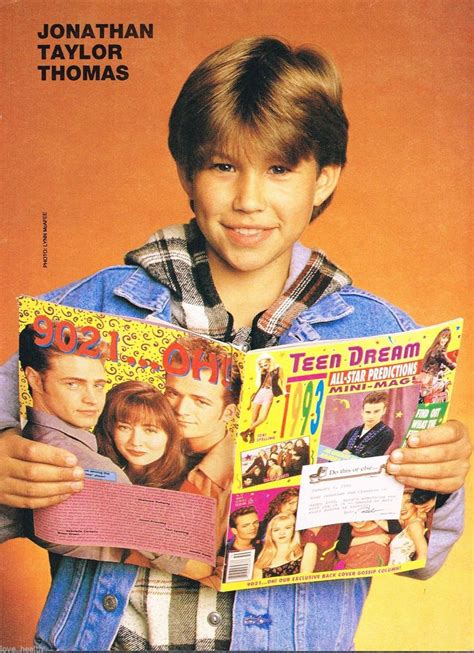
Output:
[
  {"xmin": 240, "ymin": 437, "xmax": 310, "ymax": 488},
  {"xmin": 224, "ymin": 484, "xmax": 435, "ymax": 584},
  {"xmin": 18, "ymin": 318, "xmax": 242, "ymax": 583}
]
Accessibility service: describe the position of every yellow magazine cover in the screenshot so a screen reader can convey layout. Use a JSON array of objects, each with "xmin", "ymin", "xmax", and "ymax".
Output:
[
  {"xmin": 18, "ymin": 295, "xmax": 244, "ymax": 588},
  {"xmin": 223, "ymin": 320, "xmax": 463, "ymax": 590}
]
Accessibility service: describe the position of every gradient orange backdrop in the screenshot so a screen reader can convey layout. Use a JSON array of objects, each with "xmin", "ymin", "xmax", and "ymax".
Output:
[{"xmin": 1, "ymin": 0, "xmax": 472, "ymax": 650}]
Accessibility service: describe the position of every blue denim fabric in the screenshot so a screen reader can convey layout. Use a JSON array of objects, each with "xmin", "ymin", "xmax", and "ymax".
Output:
[
  {"xmin": 0, "ymin": 264, "xmax": 461, "ymax": 651},
  {"xmin": 231, "ymin": 578, "xmax": 370, "ymax": 651}
]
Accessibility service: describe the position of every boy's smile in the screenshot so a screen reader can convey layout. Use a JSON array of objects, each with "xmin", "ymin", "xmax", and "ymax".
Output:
[{"xmin": 179, "ymin": 148, "xmax": 340, "ymax": 283}]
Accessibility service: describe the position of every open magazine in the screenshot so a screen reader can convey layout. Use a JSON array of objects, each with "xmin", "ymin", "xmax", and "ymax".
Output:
[{"xmin": 18, "ymin": 295, "xmax": 462, "ymax": 591}]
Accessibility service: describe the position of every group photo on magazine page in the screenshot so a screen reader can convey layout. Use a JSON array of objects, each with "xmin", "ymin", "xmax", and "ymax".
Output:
[{"xmin": 1, "ymin": 1, "xmax": 472, "ymax": 651}]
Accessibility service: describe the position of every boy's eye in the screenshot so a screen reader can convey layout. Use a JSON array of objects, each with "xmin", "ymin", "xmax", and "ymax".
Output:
[
  {"xmin": 211, "ymin": 163, "xmax": 235, "ymax": 173},
  {"xmin": 269, "ymin": 165, "xmax": 289, "ymax": 175}
]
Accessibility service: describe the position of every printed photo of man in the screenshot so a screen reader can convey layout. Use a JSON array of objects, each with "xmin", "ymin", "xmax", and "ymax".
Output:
[
  {"xmin": 19, "ymin": 323, "xmax": 129, "ymax": 482},
  {"xmin": 18, "ymin": 322, "xmax": 133, "ymax": 562},
  {"xmin": 163, "ymin": 336, "xmax": 241, "ymax": 554},
  {"xmin": 227, "ymin": 507, "xmax": 262, "ymax": 555},
  {"xmin": 224, "ymin": 506, "xmax": 262, "ymax": 583},
  {"xmin": 335, "ymin": 391, "xmax": 394, "ymax": 458}
]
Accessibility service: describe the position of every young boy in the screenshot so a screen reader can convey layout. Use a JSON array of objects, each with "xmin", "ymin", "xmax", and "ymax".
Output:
[{"xmin": 0, "ymin": 36, "xmax": 470, "ymax": 651}]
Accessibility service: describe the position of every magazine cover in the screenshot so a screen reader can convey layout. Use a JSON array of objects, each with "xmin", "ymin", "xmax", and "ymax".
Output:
[
  {"xmin": 222, "ymin": 319, "xmax": 463, "ymax": 589},
  {"xmin": 1, "ymin": 0, "xmax": 471, "ymax": 649},
  {"xmin": 18, "ymin": 296, "xmax": 462, "ymax": 592},
  {"xmin": 18, "ymin": 295, "xmax": 245, "ymax": 586}
]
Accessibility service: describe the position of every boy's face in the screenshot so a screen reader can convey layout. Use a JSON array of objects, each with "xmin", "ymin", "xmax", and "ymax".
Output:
[{"xmin": 179, "ymin": 146, "xmax": 339, "ymax": 279}]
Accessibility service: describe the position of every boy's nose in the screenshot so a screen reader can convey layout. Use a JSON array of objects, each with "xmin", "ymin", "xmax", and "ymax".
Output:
[{"xmin": 233, "ymin": 172, "xmax": 266, "ymax": 213}]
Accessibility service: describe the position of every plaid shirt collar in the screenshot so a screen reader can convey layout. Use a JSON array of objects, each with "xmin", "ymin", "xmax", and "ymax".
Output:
[{"xmin": 125, "ymin": 219, "xmax": 351, "ymax": 349}]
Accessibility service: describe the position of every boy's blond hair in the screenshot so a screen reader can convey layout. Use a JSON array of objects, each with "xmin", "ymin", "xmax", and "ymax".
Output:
[{"xmin": 169, "ymin": 36, "xmax": 348, "ymax": 220}]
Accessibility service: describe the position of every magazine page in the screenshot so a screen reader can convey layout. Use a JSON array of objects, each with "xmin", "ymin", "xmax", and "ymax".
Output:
[
  {"xmin": 222, "ymin": 320, "xmax": 462, "ymax": 591},
  {"xmin": 18, "ymin": 295, "xmax": 244, "ymax": 585}
]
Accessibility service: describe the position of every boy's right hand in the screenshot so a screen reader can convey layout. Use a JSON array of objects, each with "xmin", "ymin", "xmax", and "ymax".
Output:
[{"xmin": 0, "ymin": 428, "xmax": 84, "ymax": 508}]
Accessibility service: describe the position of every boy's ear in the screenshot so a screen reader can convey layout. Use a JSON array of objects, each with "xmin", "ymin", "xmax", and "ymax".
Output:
[
  {"xmin": 313, "ymin": 164, "xmax": 341, "ymax": 207},
  {"xmin": 177, "ymin": 165, "xmax": 193, "ymax": 199},
  {"xmin": 25, "ymin": 367, "xmax": 44, "ymax": 395}
]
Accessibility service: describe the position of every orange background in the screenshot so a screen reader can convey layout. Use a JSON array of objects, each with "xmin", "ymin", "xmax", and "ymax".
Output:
[{"xmin": 1, "ymin": 0, "xmax": 472, "ymax": 649}]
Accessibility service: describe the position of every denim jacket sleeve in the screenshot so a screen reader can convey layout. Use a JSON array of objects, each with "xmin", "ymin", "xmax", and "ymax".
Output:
[
  {"xmin": 0, "ymin": 354, "xmax": 21, "ymax": 431},
  {"xmin": 0, "ymin": 354, "xmax": 25, "ymax": 540}
]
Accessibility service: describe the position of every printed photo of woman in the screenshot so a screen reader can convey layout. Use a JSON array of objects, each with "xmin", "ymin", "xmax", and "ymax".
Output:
[
  {"xmin": 418, "ymin": 328, "xmax": 456, "ymax": 403},
  {"xmin": 253, "ymin": 512, "xmax": 315, "ymax": 579},
  {"xmin": 95, "ymin": 380, "xmax": 186, "ymax": 489},
  {"xmin": 256, "ymin": 487, "xmax": 299, "ymax": 542},
  {"xmin": 95, "ymin": 380, "xmax": 212, "ymax": 579},
  {"xmin": 389, "ymin": 490, "xmax": 431, "ymax": 564},
  {"xmin": 241, "ymin": 354, "xmax": 284, "ymax": 442}
]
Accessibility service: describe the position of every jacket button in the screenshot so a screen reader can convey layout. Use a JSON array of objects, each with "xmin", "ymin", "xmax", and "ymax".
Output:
[
  {"xmin": 207, "ymin": 611, "xmax": 222, "ymax": 626},
  {"xmin": 103, "ymin": 594, "xmax": 118, "ymax": 612}
]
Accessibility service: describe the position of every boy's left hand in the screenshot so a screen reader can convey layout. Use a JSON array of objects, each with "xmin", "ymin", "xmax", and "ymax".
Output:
[{"xmin": 387, "ymin": 420, "xmax": 471, "ymax": 493}]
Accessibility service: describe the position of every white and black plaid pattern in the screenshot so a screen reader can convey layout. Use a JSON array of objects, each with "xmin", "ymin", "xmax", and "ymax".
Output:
[
  {"xmin": 125, "ymin": 219, "xmax": 351, "ymax": 348},
  {"xmin": 113, "ymin": 569, "xmax": 233, "ymax": 651}
]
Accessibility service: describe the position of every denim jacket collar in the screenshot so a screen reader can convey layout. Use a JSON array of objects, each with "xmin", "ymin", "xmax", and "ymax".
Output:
[
  {"xmin": 111, "ymin": 266, "xmax": 354, "ymax": 338},
  {"xmin": 113, "ymin": 267, "xmax": 172, "ymax": 318},
  {"xmin": 292, "ymin": 292, "xmax": 354, "ymax": 325}
]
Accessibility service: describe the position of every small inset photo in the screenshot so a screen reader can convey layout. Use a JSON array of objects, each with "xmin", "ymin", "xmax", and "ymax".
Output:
[
  {"xmin": 318, "ymin": 386, "xmax": 420, "ymax": 462},
  {"xmin": 240, "ymin": 437, "xmax": 310, "ymax": 488}
]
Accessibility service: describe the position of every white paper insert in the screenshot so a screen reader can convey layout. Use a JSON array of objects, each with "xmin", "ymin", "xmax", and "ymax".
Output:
[{"xmin": 295, "ymin": 456, "xmax": 404, "ymax": 530}]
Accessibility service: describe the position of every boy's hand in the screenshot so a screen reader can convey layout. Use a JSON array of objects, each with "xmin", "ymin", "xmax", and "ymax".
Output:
[
  {"xmin": 0, "ymin": 428, "xmax": 84, "ymax": 508},
  {"xmin": 387, "ymin": 420, "xmax": 471, "ymax": 493}
]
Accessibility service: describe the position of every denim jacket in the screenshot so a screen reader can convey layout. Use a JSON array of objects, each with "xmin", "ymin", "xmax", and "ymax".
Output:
[{"xmin": 0, "ymin": 265, "xmax": 464, "ymax": 651}]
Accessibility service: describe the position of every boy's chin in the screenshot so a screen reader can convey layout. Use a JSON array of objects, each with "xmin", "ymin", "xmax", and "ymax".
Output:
[{"xmin": 213, "ymin": 249, "xmax": 291, "ymax": 276}]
